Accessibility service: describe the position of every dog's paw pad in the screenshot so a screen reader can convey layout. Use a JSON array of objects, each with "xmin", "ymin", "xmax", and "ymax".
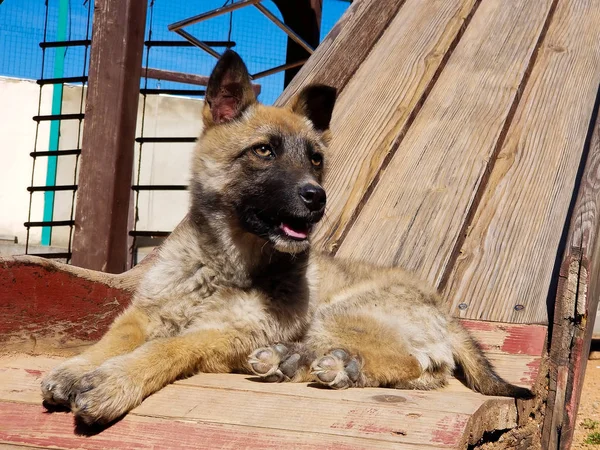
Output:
[
  {"xmin": 311, "ymin": 349, "xmax": 362, "ymax": 389},
  {"xmin": 248, "ymin": 344, "xmax": 301, "ymax": 381}
]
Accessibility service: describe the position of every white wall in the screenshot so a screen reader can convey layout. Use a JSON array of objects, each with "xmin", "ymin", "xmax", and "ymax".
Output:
[
  {"xmin": 0, "ymin": 76, "xmax": 204, "ymax": 248},
  {"xmin": 0, "ymin": 77, "xmax": 50, "ymax": 244}
]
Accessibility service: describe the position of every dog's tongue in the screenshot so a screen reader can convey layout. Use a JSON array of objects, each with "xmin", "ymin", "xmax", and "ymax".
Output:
[{"xmin": 280, "ymin": 223, "xmax": 308, "ymax": 239}]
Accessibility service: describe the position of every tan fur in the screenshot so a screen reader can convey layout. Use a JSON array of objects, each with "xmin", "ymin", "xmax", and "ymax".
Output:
[{"xmin": 41, "ymin": 51, "xmax": 530, "ymax": 427}]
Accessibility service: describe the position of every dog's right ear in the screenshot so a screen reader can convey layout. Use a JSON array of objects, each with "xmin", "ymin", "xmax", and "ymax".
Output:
[{"xmin": 204, "ymin": 50, "xmax": 256, "ymax": 126}]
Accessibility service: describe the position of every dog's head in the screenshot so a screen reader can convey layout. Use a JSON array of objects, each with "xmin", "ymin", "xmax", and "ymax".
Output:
[{"xmin": 191, "ymin": 50, "xmax": 336, "ymax": 254}]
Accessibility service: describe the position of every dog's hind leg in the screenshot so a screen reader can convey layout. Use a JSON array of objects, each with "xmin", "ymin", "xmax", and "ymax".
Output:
[
  {"xmin": 41, "ymin": 305, "xmax": 150, "ymax": 407},
  {"xmin": 306, "ymin": 311, "xmax": 424, "ymax": 390}
]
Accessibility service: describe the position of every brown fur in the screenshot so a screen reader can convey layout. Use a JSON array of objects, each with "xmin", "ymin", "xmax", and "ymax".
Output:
[{"xmin": 41, "ymin": 51, "xmax": 531, "ymax": 426}]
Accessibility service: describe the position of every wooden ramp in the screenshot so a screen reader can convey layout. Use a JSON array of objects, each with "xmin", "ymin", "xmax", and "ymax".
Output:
[{"xmin": 2, "ymin": 0, "xmax": 600, "ymax": 448}]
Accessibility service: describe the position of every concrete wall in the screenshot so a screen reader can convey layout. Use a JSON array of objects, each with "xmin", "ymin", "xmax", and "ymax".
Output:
[{"xmin": 0, "ymin": 76, "xmax": 203, "ymax": 249}]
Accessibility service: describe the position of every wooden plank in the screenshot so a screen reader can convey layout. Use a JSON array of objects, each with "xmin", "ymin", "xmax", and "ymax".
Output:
[
  {"xmin": 0, "ymin": 355, "xmax": 522, "ymax": 448},
  {"xmin": 275, "ymin": 0, "xmax": 405, "ymax": 106},
  {"xmin": 0, "ymin": 257, "xmax": 133, "ymax": 354},
  {"xmin": 444, "ymin": 0, "xmax": 600, "ymax": 324},
  {"xmin": 71, "ymin": 0, "xmax": 148, "ymax": 273},
  {"xmin": 461, "ymin": 320, "xmax": 547, "ymax": 356},
  {"xmin": 335, "ymin": 0, "xmax": 553, "ymax": 278},
  {"xmin": 542, "ymin": 82, "xmax": 600, "ymax": 448},
  {"xmin": 313, "ymin": 0, "xmax": 480, "ymax": 251},
  {"xmin": 141, "ymin": 68, "xmax": 262, "ymax": 95},
  {"xmin": 0, "ymin": 402, "xmax": 440, "ymax": 450},
  {"xmin": 0, "ymin": 356, "xmax": 509, "ymax": 416}
]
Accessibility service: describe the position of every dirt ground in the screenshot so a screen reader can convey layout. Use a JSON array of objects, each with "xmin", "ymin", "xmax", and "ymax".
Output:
[{"xmin": 573, "ymin": 346, "xmax": 600, "ymax": 449}]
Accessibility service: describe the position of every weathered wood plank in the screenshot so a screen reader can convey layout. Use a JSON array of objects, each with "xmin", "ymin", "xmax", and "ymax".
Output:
[
  {"xmin": 542, "ymin": 84, "xmax": 600, "ymax": 448},
  {"xmin": 444, "ymin": 0, "xmax": 600, "ymax": 324},
  {"xmin": 335, "ymin": 0, "xmax": 553, "ymax": 277},
  {"xmin": 0, "ymin": 402, "xmax": 440, "ymax": 450},
  {"xmin": 0, "ymin": 355, "xmax": 524, "ymax": 448},
  {"xmin": 71, "ymin": 0, "xmax": 147, "ymax": 273},
  {"xmin": 0, "ymin": 355, "xmax": 513, "ymax": 415},
  {"xmin": 461, "ymin": 320, "xmax": 547, "ymax": 356},
  {"xmin": 275, "ymin": 0, "xmax": 404, "ymax": 106},
  {"xmin": 308, "ymin": 0, "xmax": 479, "ymax": 252}
]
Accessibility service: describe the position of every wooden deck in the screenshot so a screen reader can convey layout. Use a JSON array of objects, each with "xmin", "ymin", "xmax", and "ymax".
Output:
[
  {"xmin": 0, "ymin": 321, "xmax": 543, "ymax": 449},
  {"xmin": 2, "ymin": 0, "xmax": 600, "ymax": 448}
]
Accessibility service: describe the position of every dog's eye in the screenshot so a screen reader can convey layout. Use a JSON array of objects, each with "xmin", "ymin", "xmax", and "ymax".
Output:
[
  {"xmin": 252, "ymin": 144, "xmax": 274, "ymax": 159},
  {"xmin": 311, "ymin": 153, "xmax": 323, "ymax": 167}
]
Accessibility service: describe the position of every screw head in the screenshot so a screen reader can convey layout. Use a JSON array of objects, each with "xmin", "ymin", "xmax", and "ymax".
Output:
[
  {"xmin": 514, "ymin": 304, "xmax": 525, "ymax": 311},
  {"xmin": 458, "ymin": 303, "xmax": 468, "ymax": 310}
]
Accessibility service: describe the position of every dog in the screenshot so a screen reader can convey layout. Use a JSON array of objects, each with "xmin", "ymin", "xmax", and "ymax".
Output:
[{"xmin": 41, "ymin": 50, "xmax": 532, "ymax": 426}]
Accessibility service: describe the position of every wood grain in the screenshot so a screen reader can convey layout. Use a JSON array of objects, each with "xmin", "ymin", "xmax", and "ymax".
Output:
[
  {"xmin": 543, "ymin": 89, "xmax": 600, "ymax": 448},
  {"xmin": 443, "ymin": 0, "xmax": 600, "ymax": 324},
  {"xmin": 335, "ymin": 0, "xmax": 553, "ymax": 279},
  {"xmin": 71, "ymin": 0, "xmax": 147, "ymax": 273},
  {"xmin": 0, "ymin": 355, "xmax": 524, "ymax": 449},
  {"xmin": 0, "ymin": 402, "xmax": 438, "ymax": 450},
  {"xmin": 275, "ymin": 0, "xmax": 404, "ymax": 106}
]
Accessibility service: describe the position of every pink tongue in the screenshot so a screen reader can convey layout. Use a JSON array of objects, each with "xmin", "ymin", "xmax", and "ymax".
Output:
[{"xmin": 280, "ymin": 223, "xmax": 308, "ymax": 239}]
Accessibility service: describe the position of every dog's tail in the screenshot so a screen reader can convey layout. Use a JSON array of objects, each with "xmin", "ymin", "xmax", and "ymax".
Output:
[{"xmin": 448, "ymin": 320, "xmax": 534, "ymax": 398}]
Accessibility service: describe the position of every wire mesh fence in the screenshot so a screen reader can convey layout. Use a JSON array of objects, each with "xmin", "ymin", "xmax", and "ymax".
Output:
[{"xmin": 0, "ymin": 0, "xmax": 350, "ymax": 265}]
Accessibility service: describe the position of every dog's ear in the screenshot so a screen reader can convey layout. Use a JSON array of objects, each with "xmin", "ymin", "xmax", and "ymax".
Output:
[
  {"xmin": 289, "ymin": 84, "xmax": 337, "ymax": 132},
  {"xmin": 204, "ymin": 50, "xmax": 256, "ymax": 125}
]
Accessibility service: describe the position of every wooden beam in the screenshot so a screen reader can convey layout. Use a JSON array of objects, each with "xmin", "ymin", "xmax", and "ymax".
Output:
[
  {"xmin": 273, "ymin": 0, "xmax": 322, "ymax": 87},
  {"xmin": 71, "ymin": 0, "xmax": 148, "ymax": 273},
  {"xmin": 141, "ymin": 67, "xmax": 261, "ymax": 95},
  {"xmin": 543, "ymin": 86, "xmax": 600, "ymax": 450}
]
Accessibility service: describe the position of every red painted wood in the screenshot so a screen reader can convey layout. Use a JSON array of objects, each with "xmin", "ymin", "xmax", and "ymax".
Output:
[
  {"xmin": 0, "ymin": 260, "xmax": 131, "ymax": 345},
  {"xmin": 461, "ymin": 320, "xmax": 547, "ymax": 357},
  {"xmin": 0, "ymin": 402, "xmax": 394, "ymax": 450}
]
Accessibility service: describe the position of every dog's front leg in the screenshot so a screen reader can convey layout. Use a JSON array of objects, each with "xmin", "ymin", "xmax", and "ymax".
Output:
[
  {"xmin": 70, "ymin": 328, "xmax": 252, "ymax": 425},
  {"xmin": 41, "ymin": 305, "xmax": 150, "ymax": 407}
]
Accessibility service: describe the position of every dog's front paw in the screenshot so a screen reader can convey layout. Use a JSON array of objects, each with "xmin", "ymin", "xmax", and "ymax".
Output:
[
  {"xmin": 249, "ymin": 342, "xmax": 316, "ymax": 382},
  {"xmin": 41, "ymin": 357, "xmax": 92, "ymax": 407},
  {"xmin": 70, "ymin": 361, "xmax": 143, "ymax": 425},
  {"xmin": 311, "ymin": 349, "xmax": 364, "ymax": 389}
]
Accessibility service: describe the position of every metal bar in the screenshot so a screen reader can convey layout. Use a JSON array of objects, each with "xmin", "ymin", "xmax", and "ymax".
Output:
[
  {"xmin": 27, "ymin": 252, "xmax": 72, "ymax": 259},
  {"xmin": 27, "ymin": 185, "xmax": 77, "ymax": 192},
  {"xmin": 24, "ymin": 220, "xmax": 75, "ymax": 227},
  {"xmin": 252, "ymin": 59, "xmax": 307, "ymax": 80},
  {"xmin": 37, "ymin": 76, "xmax": 88, "ymax": 85},
  {"xmin": 132, "ymin": 185, "xmax": 188, "ymax": 191},
  {"xmin": 135, "ymin": 136, "xmax": 197, "ymax": 144},
  {"xmin": 39, "ymin": 39, "xmax": 91, "ymax": 49},
  {"xmin": 129, "ymin": 230, "xmax": 171, "ymax": 237},
  {"xmin": 72, "ymin": 0, "xmax": 148, "ymax": 274},
  {"xmin": 173, "ymin": 29, "xmax": 221, "ymax": 59},
  {"xmin": 145, "ymin": 40, "xmax": 234, "ymax": 48},
  {"xmin": 140, "ymin": 88, "xmax": 206, "ymax": 96},
  {"xmin": 33, "ymin": 113, "xmax": 85, "ymax": 121},
  {"xmin": 254, "ymin": 3, "xmax": 314, "ymax": 55},
  {"xmin": 30, "ymin": 149, "xmax": 82, "ymax": 157},
  {"xmin": 168, "ymin": 0, "xmax": 260, "ymax": 31}
]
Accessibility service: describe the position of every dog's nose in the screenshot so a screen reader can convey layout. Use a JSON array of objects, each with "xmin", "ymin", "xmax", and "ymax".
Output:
[{"xmin": 299, "ymin": 184, "xmax": 326, "ymax": 211}]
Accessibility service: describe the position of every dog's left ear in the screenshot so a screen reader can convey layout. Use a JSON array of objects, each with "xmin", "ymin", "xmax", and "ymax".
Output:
[
  {"xmin": 204, "ymin": 50, "xmax": 257, "ymax": 125},
  {"xmin": 289, "ymin": 84, "xmax": 337, "ymax": 132}
]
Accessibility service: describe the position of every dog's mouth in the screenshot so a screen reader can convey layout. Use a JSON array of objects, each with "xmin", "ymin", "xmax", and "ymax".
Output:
[
  {"xmin": 246, "ymin": 209, "xmax": 322, "ymax": 243},
  {"xmin": 278, "ymin": 220, "xmax": 312, "ymax": 241}
]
